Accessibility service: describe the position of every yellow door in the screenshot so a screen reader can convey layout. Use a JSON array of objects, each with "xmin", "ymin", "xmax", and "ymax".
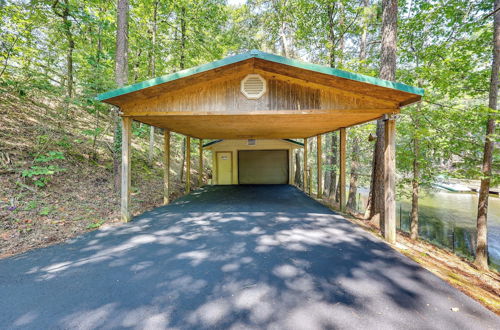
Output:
[{"xmin": 217, "ymin": 152, "xmax": 232, "ymax": 184}]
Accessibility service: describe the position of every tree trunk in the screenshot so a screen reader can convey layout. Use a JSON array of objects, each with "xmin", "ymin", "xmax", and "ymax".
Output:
[
  {"xmin": 115, "ymin": 0, "xmax": 129, "ymax": 88},
  {"xmin": 148, "ymin": 0, "xmax": 158, "ymax": 166},
  {"xmin": 294, "ymin": 150, "xmax": 302, "ymax": 188},
  {"xmin": 177, "ymin": 8, "xmax": 187, "ymax": 185},
  {"xmin": 367, "ymin": 0, "xmax": 397, "ymax": 225},
  {"xmin": 337, "ymin": 2, "xmax": 345, "ymax": 67},
  {"xmin": 328, "ymin": 132, "xmax": 338, "ymax": 199},
  {"xmin": 333, "ymin": 5, "xmax": 345, "ymax": 203},
  {"xmin": 326, "ymin": 2, "xmax": 336, "ymax": 67},
  {"xmin": 410, "ymin": 109, "xmax": 420, "ymax": 240},
  {"xmin": 179, "ymin": 6, "xmax": 186, "ymax": 70},
  {"xmin": 180, "ymin": 136, "xmax": 186, "ymax": 183},
  {"xmin": 323, "ymin": 133, "xmax": 331, "ymax": 195},
  {"xmin": 66, "ymin": 31, "xmax": 74, "ymax": 98},
  {"xmin": 347, "ymin": 136, "xmax": 360, "ymax": 210},
  {"xmin": 132, "ymin": 49, "xmax": 142, "ymax": 82},
  {"xmin": 280, "ymin": 21, "xmax": 290, "ymax": 57},
  {"xmin": 379, "ymin": 0, "xmax": 397, "ymax": 81},
  {"xmin": 148, "ymin": 126, "xmax": 155, "ymax": 164},
  {"xmin": 91, "ymin": 23, "xmax": 103, "ymax": 162},
  {"xmin": 359, "ymin": 0, "xmax": 371, "ymax": 66},
  {"xmin": 348, "ymin": 0, "xmax": 371, "ymax": 210},
  {"xmin": 308, "ymin": 138, "xmax": 314, "ymax": 193},
  {"xmin": 475, "ymin": 0, "xmax": 500, "ymax": 271},
  {"xmin": 113, "ymin": 0, "xmax": 129, "ymax": 192},
  {"xmin": 52, "ymin": 0, "xmax": 74, "ymax": 98}
]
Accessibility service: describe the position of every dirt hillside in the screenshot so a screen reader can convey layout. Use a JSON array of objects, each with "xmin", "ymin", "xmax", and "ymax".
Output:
[{"xmin": 0, "ymin": 90, "xmax": 199, "ymax": 257}]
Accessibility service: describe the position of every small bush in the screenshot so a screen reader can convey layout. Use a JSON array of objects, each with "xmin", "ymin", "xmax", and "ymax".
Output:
[
  {"xmin": 39, "ymin": 206, "xmax": 53, "ymax": 216},
  {"xmin": 22, "ymin": 151, "xmax": 66, "ymax": 187}
]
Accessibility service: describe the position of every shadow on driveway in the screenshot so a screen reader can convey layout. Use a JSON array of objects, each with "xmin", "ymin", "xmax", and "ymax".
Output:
[{"xmin": 0, "ymin": 185, "xmax": 498, "ymax": 329}]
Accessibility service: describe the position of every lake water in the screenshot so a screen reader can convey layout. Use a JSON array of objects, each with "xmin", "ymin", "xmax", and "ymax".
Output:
[{"xmin": 356, "ymin": 189, "xmax": 500, "ymax": 270}]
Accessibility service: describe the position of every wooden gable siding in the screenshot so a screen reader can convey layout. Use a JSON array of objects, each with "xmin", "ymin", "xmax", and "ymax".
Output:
[{"xmin": 121, "ymin": 70, "xmax": 393, "ymax": 115}]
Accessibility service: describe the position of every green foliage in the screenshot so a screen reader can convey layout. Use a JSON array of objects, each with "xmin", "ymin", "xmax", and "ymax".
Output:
[
  {"xmin": 34, "ymin": 151, "xmax": 65, "ymax": 163},
  {"xmin": 56, "ymin": 137, "xmax": 73, "ymax": 149},
  {"xmin": 23, "ymin": 200, "xmax": 38, "ymax": 211},
  {"xmin": 82, "ymin": 127, "xmax": 103, "ymax": 138},
  {"xmin": 36, "ymin": 134, "xmax": 50, "ymax": 146},
  {"xmin": 86, "ymin": 220, "xmax": 104, "ymax": 229},
  {"xmin": 1, "ymin": 0, "xmax": 498, "ymax": 208},
  {"xmin": 39, "ymin": 205, "xmax": 54, "ymax": 216},
  {"xmin": 22, "ymin": 151, "xmax": 66, "ymax": 187},
  {"xmin": 132, "ymin": 123, "xmax": 149, "ymax": 138}
]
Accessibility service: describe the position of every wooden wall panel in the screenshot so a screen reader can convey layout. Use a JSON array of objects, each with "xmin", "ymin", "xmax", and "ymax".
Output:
[{"xmin": 122, "ymin": 70, "xmax": 390, "ymax": 115}]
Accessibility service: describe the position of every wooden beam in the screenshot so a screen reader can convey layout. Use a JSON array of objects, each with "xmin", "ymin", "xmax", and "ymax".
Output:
[
  {"xmin": 199, "ymin": 138, "xmax": 203, "ymax": 186},
  {"xmin": 339, "ymin": 128, "xmax": 347, "ymax": 212},
  {"xmin": 384, "ymin": 117, "xmax": 396, "ymax": 243},
  {"xmin": 303, "ymin": 137, "xmax": 308, "ymax": 193},
  {"xmin": 317, "ymin": 134, "xmax": 322, "ymax": 198},
  {"xmin": 186, "ymin": 136, "xmax": 191, "ymax": 193},
  {"xmin": 163, "ymin": 130, "xmax": 170, "ymax": 204},
  {"xmin": 124, "ymin": 108, "xmax": 399, "ymax": 117},
  {"xmin": 121, "ymin": 117, "xmax": 132, "ymax": 222}
]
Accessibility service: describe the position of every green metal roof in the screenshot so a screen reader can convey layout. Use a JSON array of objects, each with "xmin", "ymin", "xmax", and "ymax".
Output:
[{"xmin": 96, "ymin": 50, "xmax": 424, "ymax": 102}]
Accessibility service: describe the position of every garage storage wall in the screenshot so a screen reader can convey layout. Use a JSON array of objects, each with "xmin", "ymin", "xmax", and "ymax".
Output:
[
  {"xmin": 204, "ymin": 139, "xmax": 302, "ymax": 185},
  {"xmin": 238, "ymin": 150, "xmax": 289, "ymax": 184}
]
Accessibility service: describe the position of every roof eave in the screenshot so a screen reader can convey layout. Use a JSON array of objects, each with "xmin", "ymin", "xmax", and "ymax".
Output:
[{"xmin": 96, "ymin": 50, "xmax": 424, "ymax": 104}]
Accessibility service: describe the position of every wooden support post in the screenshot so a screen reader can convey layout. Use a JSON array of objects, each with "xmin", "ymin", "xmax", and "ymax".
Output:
[
  {"xmin": 384, "ymin": 117, "xmax": 396, "ymax": 243},
  {"xmin": 303, "ymin": 138, "xmax": 308, "ymax": 192},
  {"xmin": 121, "ymin": 117, "xmax": 132, "ymax": 222},
  {"xmin": 186, "ymin": 136, "xmax": 191, "ymax": 193},
  {"xmin": 163, "ymin": 130, "xmax": 170, "ymax": 204},
  {"xmin": 199, "ymin": 139, "xmax": 203, "ymax": 186},
  {"xmin": 317, "ymin": 134, "xmax": 322, "ymax": 198},
  {"xmin": 339, "ymin": 128, "xmax": 347, "ymax": 212}
]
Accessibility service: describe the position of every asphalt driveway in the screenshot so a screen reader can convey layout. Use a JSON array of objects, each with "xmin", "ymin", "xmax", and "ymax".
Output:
[{"xmin": 0, "ymin": 185, "xmax": 498, "ymax": 329}]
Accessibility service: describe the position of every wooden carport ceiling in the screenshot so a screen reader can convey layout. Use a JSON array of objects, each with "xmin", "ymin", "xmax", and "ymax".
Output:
[
  {"xmin": 132, "ymin": 110, "xmax": 393, "ymax": 139},
  {"xmin": 97, "ymin": 50, "xmax": 423, "ymax": 139}
]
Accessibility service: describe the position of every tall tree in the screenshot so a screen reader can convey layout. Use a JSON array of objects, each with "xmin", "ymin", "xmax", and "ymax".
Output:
[
  {"xmin": 475, "ymin": 0, "xmax": 500, "ymax": 271},
  {"xmin": 52, "ymin": 0, "xmax": 74, "ymax": 98},
  {"xmin": 346, "ymin": 134, "xmax": 360, "ymax": 210},
  {"xmin": 358, "ymin": 0, "xmax": 370, "ymax": 65},
  {"xmin": 178, "ymin": 3, "xmax": 187, "ymax": 183},
  {"xmin": 347, "ymin": 0, "xmax": 372, "ymax": 210},
  {"xmin": 114, "ymin": 0, "xmax": 129, "ymax": 191},
  {"xmin": 410, "ymin": 102, "xmax": 421, "ymax": 240},
  {"xmin": 295, "ymin": 150, "xmax": 302, "ymax": 188},
  {"xmin": 116, "ymin": 0, "xmax": 129, "ymax": 87},
  {"xmin": 323, "ymin": 134, "xmax": 331, "ymax": 195},
  {"xmin": 328, "ymin": 133, "xmax": 338, "ymax": 199},
  {"xmin": 325, "ymin": 1, "xmax": 340, "ymax": 199},
  {"xmin": 148, "ymin": 0, "xmax": 159, "ymax": 166},
  {"xmin": 366, "ymin": 0, "xmax": 397, "ymax": 225}
]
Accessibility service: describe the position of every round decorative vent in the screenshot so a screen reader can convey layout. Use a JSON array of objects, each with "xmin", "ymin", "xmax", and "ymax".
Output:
[{"xmin": 241, "ymin": 74, "xmax": 266, "ymax": 99}]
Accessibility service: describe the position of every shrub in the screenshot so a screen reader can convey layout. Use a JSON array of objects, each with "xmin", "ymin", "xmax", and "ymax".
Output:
[{"xmin": 22, "ymin": 151, "xmax": 66, "ymax": 187}]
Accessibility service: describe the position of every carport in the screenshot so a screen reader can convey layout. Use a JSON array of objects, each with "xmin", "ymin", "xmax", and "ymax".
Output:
[{"xmin": 97, "ymin": 50, "xmax": 423, "ymax": 243}]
